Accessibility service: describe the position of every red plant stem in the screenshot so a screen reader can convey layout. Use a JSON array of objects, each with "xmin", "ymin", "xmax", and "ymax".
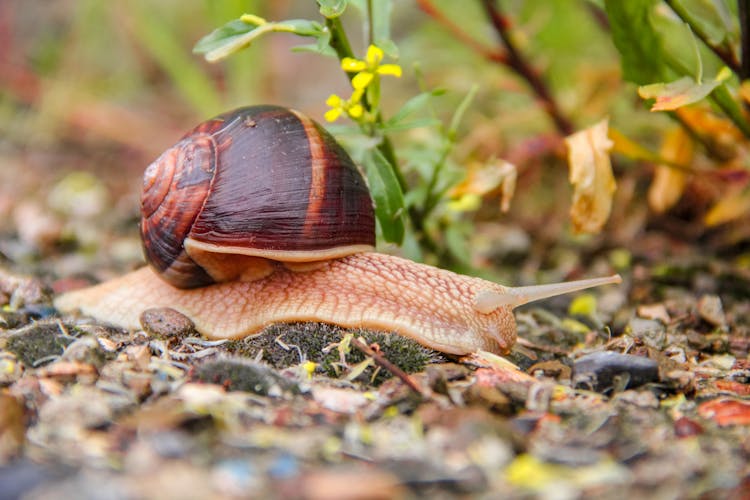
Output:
[
  {"xmin": 414, "ymin": 0, "xmax": 506, "ymax": 63},
  {"xmin": 479, "ymin": 0, "xmax": 574, "ymax": 135},
  {"xmin": 416, "ymin": 0, "xmax": 574, "ymax": 135}
]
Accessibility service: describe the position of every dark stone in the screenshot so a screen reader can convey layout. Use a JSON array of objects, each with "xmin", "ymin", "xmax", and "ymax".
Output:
[{"xmin": 572, "ymin": 351, "xmax": 659, "ymax": 393}]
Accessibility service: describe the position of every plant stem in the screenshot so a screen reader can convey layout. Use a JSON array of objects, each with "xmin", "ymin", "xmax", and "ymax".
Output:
[
  {"xmin": 414, "ymin": 0, "xmax": 506, "ymax": 63},
  {"xmin": 324, "ymin": 16, "xmax": 445, "ymax": 260},
  {"xmin": 479, "ymin": 0, "xmax": 575, "ymax": 136},
  {"xmin": 664, "ymin": 0, "xmax": 741, "ymax": 75},
  {"xmin": 417, "ymin": 0, "xmax": 573, "ymax": 135}
]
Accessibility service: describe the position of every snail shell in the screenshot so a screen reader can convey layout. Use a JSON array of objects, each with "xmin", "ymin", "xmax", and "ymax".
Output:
[{"xmin": 140, "ymin": 105, "xmax": 375, "ymax": 288}]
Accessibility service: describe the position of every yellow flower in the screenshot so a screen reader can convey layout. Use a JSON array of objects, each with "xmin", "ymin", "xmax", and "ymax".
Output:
[
  {"xmin": 325, "ymin": 89, "xmax": 364, "ymax": 122},
  {"xmin": 341, "ymin": 45, "xmax": 402, "ymax": 91},
  {"xmin": 302, "ymin": 360, "xmax": 318, "ymax": 380}
]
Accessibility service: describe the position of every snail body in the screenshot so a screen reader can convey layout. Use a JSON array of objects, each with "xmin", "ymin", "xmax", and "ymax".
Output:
[{"xmin": 55, "ymin": 106, "xmax": 620, "ymax": 355}]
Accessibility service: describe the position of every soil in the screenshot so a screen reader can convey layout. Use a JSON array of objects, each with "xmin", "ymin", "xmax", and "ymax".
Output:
[{"xmin": 0, "ymin": 168, "xmax": 749, "ymax": 500}]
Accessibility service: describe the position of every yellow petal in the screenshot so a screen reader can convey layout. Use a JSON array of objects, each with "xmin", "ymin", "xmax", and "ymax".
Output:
[
  {"xmin": 341, "ymin": 58, "xmax": 366, "ymax": 72},
  {"xmin": 365, "ymin": 45, "xmax": 384, "ymax": 66},
  {"xmin": 376, "ymin": 64, "xmax": 402, "ymax": 78},
  {"xmin": 347, "ymin": 104, "xmax": 364, "ymax": 119},
  {"xmin": 350, "ymin": 88, "xmax": 364, "ymax": 102},
  {"xmin": 326, "ymin": 94, "xmax": 343, "ymax": 107},
  {"xmin": 568, "ymin": 293, "xmax": 597, "ymax": 317},
  {"xmin": 565, "ymin": 118, "xmax": 617, "ymax": 234},
  {"xmin": 352, "ymin": 71, "xmax": 374, "ymax": 90},
  {"xmin": 324, "ymin": 108, "xmax": 342, "ymax": 122}
]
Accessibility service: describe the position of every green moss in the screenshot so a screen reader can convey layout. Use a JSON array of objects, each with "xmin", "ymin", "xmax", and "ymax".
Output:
[
  {"xmin": 225, "ymin": 322, "xmax": 441, "ymax": 386},
  {"xmin": 5, "ymin": 322, "xmax": 77, "ymax": 366},
  {"xmin": 191, "ymin": 356, "xmax": 301, "ymax": 395}
]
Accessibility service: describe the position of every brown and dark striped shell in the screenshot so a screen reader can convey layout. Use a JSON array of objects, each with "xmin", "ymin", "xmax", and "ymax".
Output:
[{"xmin": 141, "ymin": 105, "xmax": 375, "ymax": 288}]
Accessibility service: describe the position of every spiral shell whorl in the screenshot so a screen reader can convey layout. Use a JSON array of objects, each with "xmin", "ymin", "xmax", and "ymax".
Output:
[
  {"xmin": 140, "ymin": 133, "xmax": 220, "ymax": 288},
  {"xmin": 140, "ymin": 105, "xmax": 375, "ymax": 289}
]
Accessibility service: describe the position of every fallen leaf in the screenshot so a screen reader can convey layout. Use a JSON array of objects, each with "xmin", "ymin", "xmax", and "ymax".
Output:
[
  {"xmin": 565, "ymin": 118, "xmax": 617, "ymax": 234},
  {"xmin": 648, "ymin": 128, "xmax": 692, "ymax": 213},
  {"xmin": 714, "ymin": 380, "xmax": 750, "ymax": 396},
  {"xmin": 636, "ymin": 304, "xmax": 671, "ymax": 324},
  {"xmin": 704, "ymin": 185, "xmax": 750, "ymax": 226},
  {"xmin": 741, "ymin": 80, "xmax": 750, "ymax": 105},
  {"xmin": 697, "ymin": 398, "xmax": 750, "ymax": 426},
  {"xmin": 505, "ymin": 453, "xmax": 628, "ymax": 491},
  {"xmin": 449, "ymin": 159, "xmax": 517, "ymax": 213}
]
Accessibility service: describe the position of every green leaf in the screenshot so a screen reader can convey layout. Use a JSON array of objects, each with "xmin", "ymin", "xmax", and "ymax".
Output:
[
  {"xmin": 193, "ymin": 19, "xmax": 256, "ymax": 60},
  {"xmin": 279, "ymin": 19, "xmax": 324, "ymax": 36},
  {"xmin": 604, "ymin": 0, "xmax": 667, "ymax": 84},
  {"xmin": 383, "ymin": 89, "xmax": 443, "ymax": 129},
  {"xmin": 363, "ymin": 148, "xmax": 405, "ymax": 244},
  {"xmin": 378, "ymin": 118, "xmax": 442, "ymax": 133},
  {"xmin": 371, "ymin": 0, "xmax": 392, "ymax": 48},
  {"xmin": 194, "ymin": 18, "xmax": 325, "ymax": 62},
  {"xmin": 638, "ymin": 67, "xmax": 731, "ymax": 111},
  {"xmin": 448, "ymin": 84, "xmax": 479, "ymax": 137},
  {"xmin": 350, "ymin": 0, "xmax": 398, "ymax": 57},
  {"xmin": 318, "ymin": 0, "xmax": 348, "ymax": 18}
]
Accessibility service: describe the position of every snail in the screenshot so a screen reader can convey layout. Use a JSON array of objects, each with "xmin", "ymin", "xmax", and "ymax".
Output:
[{"xmin": 54, "ymin": 105, "xmax": 621, "ymax": 355}]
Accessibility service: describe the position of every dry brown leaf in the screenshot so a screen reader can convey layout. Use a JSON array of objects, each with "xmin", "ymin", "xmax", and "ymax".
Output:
[
  {"xmin": 449, "ymin": 159, "xmax": 517, "ymax": 213},
  {"xmin": 648, "ymin": 128, "xmax": 693, "ymax": 213},
  {"xmin": 565, "ymin": 118, "xmax": 617, "ymax": 234}
]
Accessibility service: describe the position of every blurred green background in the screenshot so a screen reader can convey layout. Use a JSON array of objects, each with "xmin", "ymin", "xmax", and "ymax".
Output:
[{"xmin": 4, "ymin": 0, "xmax": 728, "ymax": 279}]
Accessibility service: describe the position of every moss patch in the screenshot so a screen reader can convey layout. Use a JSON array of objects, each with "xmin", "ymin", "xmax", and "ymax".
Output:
[
  {"xmin": 191, "ymin": 356, "xmax": 301, "ymax": 395},
  {"xmin": 5, "ymin": 322, "xmax": 76, "ymax": 366},
  {"xmin": 225, "ymin": 322, "xmax": 441, "ymax": 385}
]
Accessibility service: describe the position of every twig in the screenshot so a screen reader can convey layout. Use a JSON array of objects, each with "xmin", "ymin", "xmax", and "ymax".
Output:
[
  {"xmin": 479, "ymin": 0, "xmax": 574, "ymax": 135},
  {"xmin": 414, "ymin": 0, "xmax": 507, "ymax": 63},
  {"xmin": 417, "ymin": 0, "xmax": 573, "ymax": 135},
  {"xmin": 664, "ymin": 0, "xmax": 741, "ymax": 75},
  {"xmin": 350, "ymin": 337, "xmax": 428, "ymax": 397}
]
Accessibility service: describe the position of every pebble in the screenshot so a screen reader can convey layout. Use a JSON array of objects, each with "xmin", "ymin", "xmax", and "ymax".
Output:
[
  {"xmin": 572, "ymin": 351, "xmax": 659, "ymax": 393},
  {"xmin": 697, "ymin": 294, "xmax": 726, "ymax": 328},
  {"xmin": 140, "ymin": 307, "xmax": 196, "ymax": 339},
  {"xmin": 626, "ymin": 318, "xmax": 666, "ymax": 349}
]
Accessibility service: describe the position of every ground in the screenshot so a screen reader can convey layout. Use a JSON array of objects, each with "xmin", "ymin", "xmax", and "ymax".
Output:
[{"xmin": 0, "ymin": 219, "xmax": 749, "ymax": 499}]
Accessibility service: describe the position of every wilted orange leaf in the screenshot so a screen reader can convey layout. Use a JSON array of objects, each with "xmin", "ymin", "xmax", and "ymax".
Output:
[
  {"xmin": 648, "ymin": 128, "xmax": 693, "ymax": 213},
  {"xmin": 638, "ymin": 68, "xmax": 731, "ymax": 112},
  {"xmin": 449, "ymin": 159, "xmax": 517, "ymax": 213},
  {"xmin": 704, "ymin": 186, "xmax": 750, "ymax": 226},
  {"xmin": 677, "ymin": 106, "xmax": 744, "ymax": 156},
  {"xmin": 565, "ymin": 118, "xmax": 617, "ymax": 234},
  {"xmin": 740, "ymin": 80, "xmax": 750, "ymax": 105},
  {"xmin": 609, "ymin": 127, "xmax": 661, "ymax": 163}
]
